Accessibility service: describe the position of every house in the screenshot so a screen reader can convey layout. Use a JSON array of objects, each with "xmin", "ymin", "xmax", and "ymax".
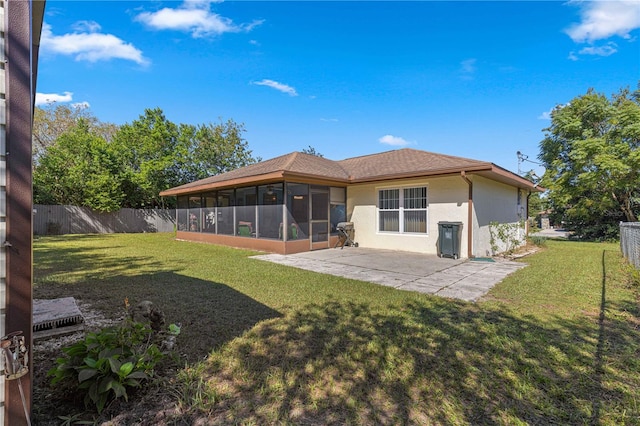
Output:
[{"xmin": 160, "ymin": 148, "xmax": 542, "ymax": 258}]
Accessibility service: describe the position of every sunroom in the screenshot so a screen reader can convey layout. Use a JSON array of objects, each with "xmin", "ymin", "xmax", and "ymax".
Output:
[
  {"xmin": 161, "ymin": 152, "xmax": 354, "ymax": 254},
  {"xmin": 175, "ymin": 182, "xmax": 347, "ymax": 254}
]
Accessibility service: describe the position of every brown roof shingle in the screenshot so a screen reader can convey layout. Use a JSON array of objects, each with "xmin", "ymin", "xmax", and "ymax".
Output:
[
  {"xmin": 161, "ymin": 151, "xmax": 350, "ymax": 195},
  {"xmin": 338, "ymin": 148, "xmax": 491, "ymax": 181},
  {"xmin": 160, "ymin": 148, "xmax": 538, "ymax": 196}
]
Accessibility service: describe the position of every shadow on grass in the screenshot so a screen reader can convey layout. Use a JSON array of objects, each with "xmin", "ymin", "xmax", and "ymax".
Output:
[
  {"xmin": 200, "ymin": 295, "xmax": 639, "ymax": 425},
  {"xmin": 33, "ymin": 272, "xmax": 282, "ymax": 423},
  {"xmin": 35, "ymin": 270, "xmax": 282, "ymax": 362},
  {"xmin": 33, "ymin": 237, "xmax": 639, "ymax": 424}
]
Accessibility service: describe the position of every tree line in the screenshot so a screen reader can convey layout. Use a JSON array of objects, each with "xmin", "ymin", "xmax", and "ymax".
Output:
[
  {"xmin": 33, "ymin": 106, "xmax": 258, "ymax": 211},
  {"xmin": 539, "ymin": 84, "xmax": 639, "ymax": 240}
]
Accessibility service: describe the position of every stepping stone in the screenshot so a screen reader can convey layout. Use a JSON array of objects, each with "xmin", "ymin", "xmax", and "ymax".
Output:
[{"xmin": 33, "ymin": 297, "xmax": 85, "ymax": 340}]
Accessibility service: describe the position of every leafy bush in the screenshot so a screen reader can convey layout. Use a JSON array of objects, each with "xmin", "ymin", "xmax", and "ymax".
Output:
[
  {"xmin": 48, "ymin": 320, "xmax": 163, "ymax": 413},
  {"xmin": 527, "ymin": 235, "xmax": 548, "ymax": 247}
]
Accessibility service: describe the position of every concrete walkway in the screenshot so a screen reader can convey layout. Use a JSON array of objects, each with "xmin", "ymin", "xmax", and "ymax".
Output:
[
  {"xmin": 253, "ymin": 247, "xmax": 526, "ymax": 302},
  {"xmin": 530, "ymin": 228, "xmax": 571, "ymax": 239}
]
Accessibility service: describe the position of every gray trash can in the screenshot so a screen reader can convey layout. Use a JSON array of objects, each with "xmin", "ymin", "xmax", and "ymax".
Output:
[{"xmin": 438, "ymin": 222, "xmax": 463, "ymax": 259}]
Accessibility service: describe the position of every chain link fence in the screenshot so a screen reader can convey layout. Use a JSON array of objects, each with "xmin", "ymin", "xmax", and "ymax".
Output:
[{"xmin": 620, "ymin": 222, "xmax": 640, "ymax": 269}]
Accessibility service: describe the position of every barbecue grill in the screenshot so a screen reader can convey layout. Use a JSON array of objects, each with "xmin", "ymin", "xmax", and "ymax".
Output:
[{"xmin": 334, "ymin": 222, "xmax": 358, "ymax": 249}]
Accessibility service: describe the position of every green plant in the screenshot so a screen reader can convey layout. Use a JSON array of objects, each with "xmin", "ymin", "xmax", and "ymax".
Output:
[
  {"xmin": 489, "ymin": 220, "xmax": 526, "ymax": 255},
  {"xmin": 58, "ymin": 413, "xmax": 97, "ymax": 425},
  {"xmin": 624, "ymin": 262, "xmax": 640, "ymax": 288},
  {"xmin": 527, "ymin": 235, "xmax": 548, "ymax": 247},
  {"xmin": 168, "ymin": 323, "xmax": 181, "ymax": 336},
  {"xmin": 49, "ymin": 319, "xmax": 164, "ymax": 413}
]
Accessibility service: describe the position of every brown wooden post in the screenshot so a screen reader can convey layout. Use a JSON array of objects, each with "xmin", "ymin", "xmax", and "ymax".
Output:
[{"xmin": 3, "ymin": 1, "xmax": 45, "ymax": 424}]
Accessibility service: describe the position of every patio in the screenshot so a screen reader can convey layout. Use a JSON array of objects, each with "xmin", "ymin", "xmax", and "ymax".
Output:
[{"xmin": 253, "ymin": 247, "xmax": 527, "ymax": 302}]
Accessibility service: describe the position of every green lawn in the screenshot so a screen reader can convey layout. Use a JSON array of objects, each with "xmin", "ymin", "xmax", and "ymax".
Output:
[{"xmin": 33, "ymin": 234, "xmax": 640, "ymax": 425}]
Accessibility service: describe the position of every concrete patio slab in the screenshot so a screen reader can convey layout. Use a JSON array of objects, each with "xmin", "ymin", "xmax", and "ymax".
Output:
[{"xmin": 253, "ymin": 247, "xmax": 527, "ymax": 302}]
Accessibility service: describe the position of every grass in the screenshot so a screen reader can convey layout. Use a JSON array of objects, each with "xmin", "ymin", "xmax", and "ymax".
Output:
[{"xmin": 32, "ymin": 234, "xmax": 640, "ymax": 425}]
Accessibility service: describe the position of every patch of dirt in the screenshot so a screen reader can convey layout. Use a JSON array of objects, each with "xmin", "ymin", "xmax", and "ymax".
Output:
[
  {"xmin": 494, "ymin": 243, "xmax": 543, "ymax": 261},
  {"xmin": 32, "ymin": 301, "xmax": 192, "ymax": 426}
]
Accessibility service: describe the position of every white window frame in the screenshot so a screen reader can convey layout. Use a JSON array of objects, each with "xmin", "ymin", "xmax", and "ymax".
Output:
[{"xmin": 378, "ymin": 185, "xmax": 428, "ymax": 234}]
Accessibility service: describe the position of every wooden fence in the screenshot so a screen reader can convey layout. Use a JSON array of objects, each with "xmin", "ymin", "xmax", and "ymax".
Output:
[
  {"xmin": 620, "ymin": 222, "xmax": 640, "ymax": 269},
  {"xmin": 33, "ymin": 205, "xmax": 176, "ymax": 235}
]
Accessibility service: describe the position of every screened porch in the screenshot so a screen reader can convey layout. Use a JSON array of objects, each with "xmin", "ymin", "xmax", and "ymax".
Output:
[{"xmin": 175, "ymin": 182, "xmax": 347, "ymax": 253}]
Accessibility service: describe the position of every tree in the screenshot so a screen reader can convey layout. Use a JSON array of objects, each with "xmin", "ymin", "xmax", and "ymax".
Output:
[
  {"xmin": 111, "ymin": 108, "xmax": 181, "ymax": 209},
  {"xmin": 111, "ymin": 109, "xmax": 259, "ymax": 208},
  {"xmin": 522, "ymin": 170, "xmax": 546, "ymax": 215},
  {"xmin": 177, "ymin": 119, "xmax": 259, "ymax": 182},
  {"xmin": 33, "ymin": 103, "xmax": 118, "ymax": 161},
  {"xmin": 302, "ymin": 145, "xmax": 324, "ymax": 157},
  {"xmin": 538, "ymin": 85, "xmax": 640, "ymax": 239},
  {"xmin": 33, "ymin": 106, "xmax": 260, "ymax": 210},
  {"xmin": 33, "ymin": 120, "xmax": 124, "ymax": 212}
]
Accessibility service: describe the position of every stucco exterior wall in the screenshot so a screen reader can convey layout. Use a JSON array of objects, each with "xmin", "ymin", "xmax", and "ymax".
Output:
[
  {"xmin": 347, "ymin": 176, "xmax": 469, "ymax": 256},
  {"xmin": 472, "ymin": 175, "xmax": 526, "ymax": 257}
]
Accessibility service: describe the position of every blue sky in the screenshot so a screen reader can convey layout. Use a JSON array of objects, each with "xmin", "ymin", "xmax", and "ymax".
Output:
[{"xmin": 36, "ymin": 1, "xmax": 640, "ymax": 176}]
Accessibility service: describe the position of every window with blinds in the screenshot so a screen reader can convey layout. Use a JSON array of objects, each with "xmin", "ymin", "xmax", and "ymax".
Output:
[{"xmin": 378, "ymin": 186, "xmax": 427, "ymax": 233}]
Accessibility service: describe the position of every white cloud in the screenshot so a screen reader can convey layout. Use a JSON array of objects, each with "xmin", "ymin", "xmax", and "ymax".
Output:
[
  {"xmin": 578, "ymin": 42, "xmax": 618, "ymax": 57},
  {"xmin": 252, "ymin": 79, "xmax": 298, "ymax": 96},
  {"xmin": 537, "ymin": 110, "xmax": 552, "ymax": 120},
  {"xmin": 136, "ymin": 0, "xmax": 263, "ymax": 38},
  {"xmin": 565, "ymin": 0, "xmax": 640, "ymax": 43},
  {"xmin": 35, "ymin": 92, "xmax": 91, "ymax": 109},
  {"xmin": 379, "ymin": 134, "xmax": 413, "ymax": 147},
  {"xmin": 41, "ymin": 22, "xmax": 148, "ymax": 65},
  {"xmin": 461, "ymin": 58, "xmax": 476, "ymax": 73},
  {"xmin": 71, "ymin": 20, "xmax": 102, "ymax": 33},
  {"xmin": 320, "ymin": 118, "xmax": 339, "ymax": 122},
  {"xmin": 538, "ymin": 103, "xmax": 570, "ymax": 120},
  {"xmin": 460, "ymin": 58, "xmax": 477, "ymax": 79},
  {"xmin": 35, "ymin": 91, "xmax": 73, "ymax": 106}
]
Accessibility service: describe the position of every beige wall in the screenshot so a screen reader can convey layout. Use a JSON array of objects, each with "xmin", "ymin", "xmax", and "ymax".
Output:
[
  {"xmin": 347, "ymin": 176, "xmax": 469, "ymax": 256},
  {"xmin": 472, "ymin": 176, "xmax": 526, "ymax": 257}
]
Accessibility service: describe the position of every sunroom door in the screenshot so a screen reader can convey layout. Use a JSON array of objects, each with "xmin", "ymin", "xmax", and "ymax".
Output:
[{"xmin": 310, "ymin": 189, "xmax": 329, "ymax": 250}]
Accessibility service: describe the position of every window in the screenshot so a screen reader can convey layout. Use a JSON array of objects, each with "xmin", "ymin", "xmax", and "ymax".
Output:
[
  {"xmin": 378, "ymin": 186, "xmax": 427, "ymax": 233},
  {"xmin": 379, "ymin": 189, "xmax": 400, "ymax": 232}
]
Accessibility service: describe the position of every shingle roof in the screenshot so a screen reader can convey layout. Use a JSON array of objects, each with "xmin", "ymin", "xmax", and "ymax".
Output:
[
  {"xmin": 162, "ymin": 151, "xmax": 350, "ymax": 194},
  {"xmin": 160, "ymin": 148, "xmax": 538, "ymax": 196},
  {"xmin": 338, "ymin": 149, "xmax": 490, "ymax": 181}
]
